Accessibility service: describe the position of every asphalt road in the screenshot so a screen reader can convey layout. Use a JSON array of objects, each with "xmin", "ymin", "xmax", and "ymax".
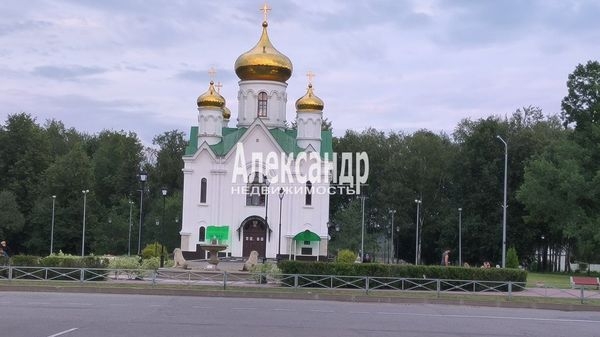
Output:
[{"xmin": 1, "ymin": 291, "xmax": 599, "ymax": 337}]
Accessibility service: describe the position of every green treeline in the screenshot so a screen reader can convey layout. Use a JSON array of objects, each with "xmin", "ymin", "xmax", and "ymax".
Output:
[
  {"xmin": 0, "ymin": 117, "xmax": 186, "ymax": 257},
  {"xmin": 1, "ymin": 61, "xmax": 599, "ymax": 271},
  {"xmin": 328, "ymin": 60, "xmax": 600, "ymax": 270}
]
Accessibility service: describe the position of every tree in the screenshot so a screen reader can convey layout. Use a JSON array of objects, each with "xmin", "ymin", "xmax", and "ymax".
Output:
[
  {"xmin": 151, "ymin": 130, "xmax": 187, "ymax": 192},
  {"xmin": 91, "ymin": 130, "xmax": 143, "ymax": 206},
  {"xmin": 506, "ymin": 247, "xmax": 519, "ymax": 269},
  {"xmin": 0, "ymin": 190, "xmax": 25, "ymax": 242},
  {"xmin": 516, "ymin": 137, "xmax": 591, "ymax": 270},
  {"xmin": 561, "ymin": 60, "xmax": 600, "ymax": 129}
]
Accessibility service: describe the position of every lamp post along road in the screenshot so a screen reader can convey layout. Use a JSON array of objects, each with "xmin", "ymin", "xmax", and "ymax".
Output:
[
  {"xmin": 414, "ymin": 199, "xmax": 421, "ymax": 265},
  {"xmin": 497, "ymin": 135, "xmax": 508, "ymax": 268},
  {"xmin": 50, "ymin": 195, "xmax": 56, "ymax": 255},
  {"xmin": 127, "ymin": 200, "xmax": 133, "ymax": 256},
  {"xmin": 395, "ymin": 225, "xmax": 399, "ymax": 263},
  {"xmin": 360, "ymin": 195, "xmax": 366, "ymax": 263},
  {"xmin": 81, "ymin": 190, "xmax": 89, "ymax": 257},
  {"xmin": 458, "ymin": 208, "xmax": 462, "ymax": 266},
  {"xmin": 138, "ymin": 172, "xmax": 147, "ymax": 255},
  {"xmin": 160, "ymin": 187, "xmax": 167, "ymax": 268},
  {"xmin": 154, "ymin": 218, "xmax": 159, "ymax": 256},
  {"xmin": 264, "ymin": 180, "xmax": 270, "ymax": 255},
  {"xmin": 278, "ymin": 187, "xmax": 284, "ymax": 259},
  {"xmin": 389, "ymin": 209, "xmax": 396, "ymax": 264}
]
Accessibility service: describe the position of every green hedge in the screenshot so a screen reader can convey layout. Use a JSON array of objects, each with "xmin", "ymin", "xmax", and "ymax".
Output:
[
  {"xmin": 277, "ymin": 261, "xmax": 526, "ymax": 291},
  {"xmin": 7, "ymin": 255, "xmax": 110, "ymax": 281}
]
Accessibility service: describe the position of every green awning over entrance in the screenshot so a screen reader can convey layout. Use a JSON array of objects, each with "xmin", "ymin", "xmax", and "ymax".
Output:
[{"xmin": 293, "ymin": 230, "xmax": 321, "ymax": 242}]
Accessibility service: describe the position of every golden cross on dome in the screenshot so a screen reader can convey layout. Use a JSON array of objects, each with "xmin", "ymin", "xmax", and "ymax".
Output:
[
  {"xmin": 306, "ymin": 71, "xmax": 316, "ymax": 85},
  {"xmin": 260, "ymin": 2, "xmax": 271, "ymax": 22},
  {"xmin": 215, "ymin": 82, "xmax": 223, "ymax": 93},
  {"xmin": 208, "ymin": 67, "xmax": 217, "ymax": 82}
]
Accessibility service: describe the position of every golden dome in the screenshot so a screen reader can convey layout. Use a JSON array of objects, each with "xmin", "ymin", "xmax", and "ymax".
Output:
[
  {"xmin": 234, "ymin": 21, "xmax": 293, "ymax": 83},
  {"xmin": 222, "ymin": 106, "xmax": 231, "ymax": 119},
  {"xmin": 295, "ymin": 84, "xmax": 324, "ymax": 111},
  {"xmin": 197, "ymin": 81, "xmax": 225, "ymax": 108}
]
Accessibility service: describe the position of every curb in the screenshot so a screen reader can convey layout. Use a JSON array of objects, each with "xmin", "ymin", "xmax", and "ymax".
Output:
[{"xmin": 1, "ymin": 283, "xmax": 599, "ymax": 312}]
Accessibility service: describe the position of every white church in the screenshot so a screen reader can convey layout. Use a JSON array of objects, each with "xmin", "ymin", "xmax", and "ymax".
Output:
[{"xmin": 179, "ymin": 7, "xmax": 333, "ymax": 260}]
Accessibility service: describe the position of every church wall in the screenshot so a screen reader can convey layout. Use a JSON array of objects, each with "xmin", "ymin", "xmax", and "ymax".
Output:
[{"xmin": 237, "ymin": 80, "xmax": 288, "ymax": 129}]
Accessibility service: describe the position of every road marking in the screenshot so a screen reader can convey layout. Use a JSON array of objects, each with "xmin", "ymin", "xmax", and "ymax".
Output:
[
  {"xmin": 272, "ymin": 308, "xmax": 294, "ymax": 311},
  {"xmin": 47, "ymin": 328, "xmax": 78, "ymax": 337},
  {"xmin": 375, "ymin": 312, "xmax": 600, "ymax": 324},
  {"xmin": 309, "ymin": 309, "xmax": 334, "ymax": 313},
  {"xmin": 232, "ymin": 307, "xmax": 256, "ymax": 310}
]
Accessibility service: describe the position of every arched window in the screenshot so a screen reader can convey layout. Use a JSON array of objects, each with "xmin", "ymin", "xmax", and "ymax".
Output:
[
  {"xmin": 200, "ymin": 178, "xmax": 207, "ymax": 203},
  {"xmin": 246, "ymin": 172, "xmax": 267, "ymax": 206},
  {"xmin": 257, "ymin": 92, "xmax": 268, "ymax": 117},
  {"xmin": 305, "ymin": 181, "xmax": 313, "ymax": 206},
  {"xmin": 199, "ymin": 226, "xmax": 206, "ymax": 242}
]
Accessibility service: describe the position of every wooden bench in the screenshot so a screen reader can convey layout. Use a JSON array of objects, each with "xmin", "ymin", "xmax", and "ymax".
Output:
[{"xmin": 570, "ymin": 276, "xmax": 600, "ymax": 289}]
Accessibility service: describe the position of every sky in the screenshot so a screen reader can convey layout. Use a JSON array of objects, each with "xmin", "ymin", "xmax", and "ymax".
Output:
[{"xmin": 2, "ymin": 0, "xmax": 600, "ymax": 145}]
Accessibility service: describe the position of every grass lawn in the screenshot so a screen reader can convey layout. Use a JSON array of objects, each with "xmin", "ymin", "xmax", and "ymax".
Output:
[{"xmin": 526, "ymin": 272, "xmax": 572, "ymax": 288}]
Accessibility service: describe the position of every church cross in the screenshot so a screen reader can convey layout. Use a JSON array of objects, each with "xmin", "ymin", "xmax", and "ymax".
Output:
[
  {"xmin": 208, "ymin": 67, "xmax": 217, "ymax": 82},
  {"xmin": 306, "ymin": 71, "xmax": 316, "ymax": 85},
  {"xmin": 260, "ymin": 2, "xmax": 271, "ymax": 22},
  {"xmin": 215, "ymin": 82, "xmax": 223, "ymax": 93}
]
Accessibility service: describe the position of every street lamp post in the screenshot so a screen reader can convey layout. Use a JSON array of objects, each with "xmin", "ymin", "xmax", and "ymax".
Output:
[
  {"xmin": 264, "ymin": 180, "xmax": 270, "ymax": 256},
  {"xmin": 277, "ymin": 187, "xmax": 285, "ymax": 259},
  {"xmin": 154, "ymin": 218, "xmax": 159, "ymax": 256},
  {"xmin": 137, "ymin": 172, "xmax": 147, "ymax": 255},
  {"xmin": 414, "ymin": 199, "xmax": 421, "ymax": 265},
  {"xmin": 360, "ymin": 195, "xmax": 366, "ymax": 263},
  {"xmin": 127, "ymin": 200, "xmax": 133, "ymax": 256},
  {"xmin": 496, "ymin": 135, "xmax": 508, "ymax": 268},
  {"xmin": 160, "ymin": 187, "xmax": 167, "ymax": 268},
  {"xmin": 396, "ymin": 225, "xmax": 400, "ymax": 263},
  {"xmin": 81, "ymin": 190, "xmax": 89, "ymax": 257},
  {"xmin": 50, "ymin": 195, "xmax": 56, "ymax": 255},
  {"xmin": 389, "ymin": 209, "xmax": 396, "ymax": 264},
  {"xmin": 458, "ymin": 207, "xmax": 462, "ymax": 266}
]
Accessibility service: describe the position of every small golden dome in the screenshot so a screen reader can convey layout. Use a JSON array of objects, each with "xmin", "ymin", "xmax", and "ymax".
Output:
[
  {"xmin": 295, "ymin": 84, "xmax": 324, "ymax": 111},
  {"xmin": 234, "ymin": 21, "xmax": 293, "ymax": 83},
  {"xmin": 222, "ymin": 106, "xmax": 231, "ymax": 119},
  {"xmin": 197, "ymin": 81, "xmax": 225, "ymax": 108}
]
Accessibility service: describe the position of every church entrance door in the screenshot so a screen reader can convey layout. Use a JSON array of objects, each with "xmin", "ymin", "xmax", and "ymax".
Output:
[{"xmin": 242, "ymin": 218, "xmax": 267, "ymax": 258}]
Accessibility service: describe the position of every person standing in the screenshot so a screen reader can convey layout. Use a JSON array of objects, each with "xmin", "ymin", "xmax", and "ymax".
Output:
[
  {"xmin": 441, "ymin": 249, "xmax": 450, "ymax": 266},
  {"xmin": 1, "ymin": 241, "xmax": 10, "ymax": 257}
]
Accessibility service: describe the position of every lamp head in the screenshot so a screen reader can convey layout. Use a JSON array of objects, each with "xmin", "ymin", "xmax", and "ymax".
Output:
[
  {"xmin": 139, "ymin": 172, "xmax": 148, "ymax": 182},
  {"xmin": 161, "ymin": 187, "xmax": 168, "ymax": 196},
  {"xmin": 278, "ymin": 187, "xmax": 285, "ymax": 199}
]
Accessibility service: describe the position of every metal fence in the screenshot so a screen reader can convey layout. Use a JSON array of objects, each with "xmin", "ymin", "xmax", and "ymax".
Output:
[{"xmin": 1, "ymin": 265, "xmax": 599, "ymax": 304}]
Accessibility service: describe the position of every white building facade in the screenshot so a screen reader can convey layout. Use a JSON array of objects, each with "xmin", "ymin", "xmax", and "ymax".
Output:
[{"xmin": 180, "ymin": 13, "xmax": 332, "ymax": 260}]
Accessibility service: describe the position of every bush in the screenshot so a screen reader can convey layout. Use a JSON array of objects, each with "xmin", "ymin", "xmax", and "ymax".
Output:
[
  {"xmin": 250, "ymin": 263, "xmax": 281, "ymax": 284},
  {"xmin": 11, "ymin": 255, "xmax": 40, "ymax": 266},
  {"xmin": 336, "ymin": 249, "xmax": 356, "ymax": 264},
  {"xmin": 506, "ymin": 247, "xmax": 519, "ymax": 269},
  {"xmin": 141, "ymin": 243, "xmax": 168, "ymax": 259},
  {"xmin": 141, "ymin": 257, "xmax": 160, "ymax": 270},
  {"xmin": 108, "ymin": 256, "xmax": 142, "ymax": 270},
  {"xmin": 8, "ymin": 254, "xmax": 109, "ymax": 281},
  {"xmin": 277, "ymin": 260, "xmax": 527, "ymax": 290}
]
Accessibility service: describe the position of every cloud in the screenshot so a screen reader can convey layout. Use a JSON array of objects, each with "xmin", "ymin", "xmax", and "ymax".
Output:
[
  {"xmin": 32, "ymin": 65, "xmax": 108, "ymax": 81},
  {"xmin": 0, "ymin": 20, "xmax": 52, "ymax": 36}
]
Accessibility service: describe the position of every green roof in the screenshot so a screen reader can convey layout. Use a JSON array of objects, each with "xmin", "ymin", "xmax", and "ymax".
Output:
[
  {"xmin": 293, "ymin": 230, "xmax": 321, "ymax": 242},
  {"xmin": 184, "ymin": 125, "xmax": 333, "ymax": 159}
]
